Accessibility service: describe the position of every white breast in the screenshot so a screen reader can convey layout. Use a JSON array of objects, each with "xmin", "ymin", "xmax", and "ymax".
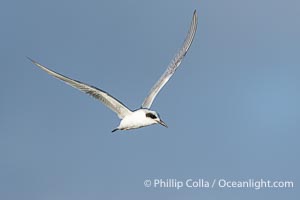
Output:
[{"xmin": 118, "ymin": 109, "xmax": 156, "ymax": 130}]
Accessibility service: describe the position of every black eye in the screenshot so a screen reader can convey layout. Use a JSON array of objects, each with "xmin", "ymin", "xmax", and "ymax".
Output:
[{"xmin": 146, "ymin": 113, "xmax": 157, "ymax": 119}]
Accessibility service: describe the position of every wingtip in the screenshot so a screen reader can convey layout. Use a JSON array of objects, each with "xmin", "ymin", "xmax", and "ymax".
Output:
[
  {"xmin": 193, "ymin": 9, "xmax": 197, "ymax": 19},
  {"xmin": 26, "ymin": 56, "xmax": 37, "ymax": 64},
  {"xmin": 26, "ymin": 56, "xmax": 33, "ymax": 61}
]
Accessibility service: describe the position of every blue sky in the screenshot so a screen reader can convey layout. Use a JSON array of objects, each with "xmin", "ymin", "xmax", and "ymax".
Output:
[{"xmin": 1, "ymin": 0, "xmax": 299, "ymax": 199}]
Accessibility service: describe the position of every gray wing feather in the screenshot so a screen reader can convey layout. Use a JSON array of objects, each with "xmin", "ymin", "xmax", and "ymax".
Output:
[
  {"xmin": 28, "ymin": 57, "xmax": 132, "ymax": 119},
  {"xmin": 141, "ymin": 10, "xmax": 198, "ymax": 109}
]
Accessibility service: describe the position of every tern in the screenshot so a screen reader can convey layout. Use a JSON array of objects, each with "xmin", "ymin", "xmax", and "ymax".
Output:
[{"xmin": 28, "ymin": 10, "xmax": 197, "ymax": 132}]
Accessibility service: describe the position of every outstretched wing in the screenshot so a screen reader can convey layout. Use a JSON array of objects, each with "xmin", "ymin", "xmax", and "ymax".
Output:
[
  {"xmin": 28, "ymin": 57, "xmax": 132, "ymax": 119},
  {"xmin": 141, "ymin": 10, "xmax": 198, "ymax": 109}
]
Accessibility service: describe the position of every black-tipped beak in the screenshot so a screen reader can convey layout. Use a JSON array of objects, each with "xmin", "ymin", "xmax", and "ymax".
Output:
[{"xmin": 158, "ymin": 119, "xmax": 168, "ymax": 128}]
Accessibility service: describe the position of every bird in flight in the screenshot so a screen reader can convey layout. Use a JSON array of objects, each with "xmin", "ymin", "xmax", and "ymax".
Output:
[{"xmin": 28, "ymin": 10, "xmax": 197, "ymax": 132}]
